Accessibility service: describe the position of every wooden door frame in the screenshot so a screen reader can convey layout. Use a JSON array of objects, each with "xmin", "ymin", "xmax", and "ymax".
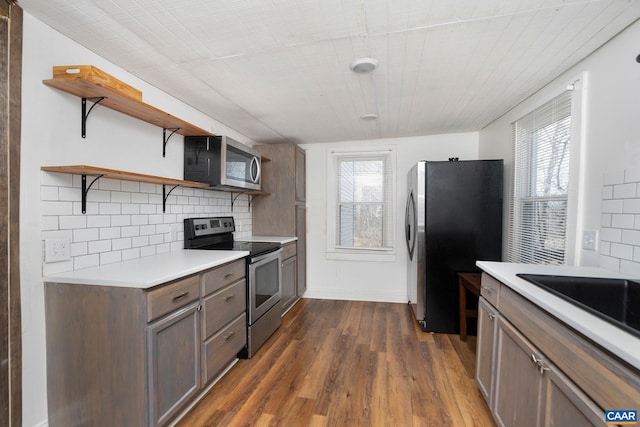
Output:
[{"xmin": 0, "ymin": 1, "xmax": 22, "ymax": 426}]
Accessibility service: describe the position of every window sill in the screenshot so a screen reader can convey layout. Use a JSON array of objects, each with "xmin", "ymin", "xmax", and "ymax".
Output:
[{"xmin": 325, "ymin": 250, "xmax": 396, "ymax": 262}]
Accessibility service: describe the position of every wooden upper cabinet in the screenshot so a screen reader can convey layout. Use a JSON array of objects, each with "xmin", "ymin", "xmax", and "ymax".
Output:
[{"xmin": 253, "ymin": 143, "xmax": 306, "ymax": 236}]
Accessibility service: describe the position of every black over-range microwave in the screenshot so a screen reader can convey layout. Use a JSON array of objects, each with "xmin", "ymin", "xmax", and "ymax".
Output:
[{"xmin": 184, "ymin": 135, "xmax": 261, "ymax": 191}]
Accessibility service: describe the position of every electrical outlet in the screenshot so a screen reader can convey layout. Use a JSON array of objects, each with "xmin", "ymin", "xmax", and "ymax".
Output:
[
  {"xmin": 45, "ymin": 238, "xmax": 71, "ymax": 262},
  {"xmin": 582, "ymin": 230, "xmax": 598, "ymax": 251}
]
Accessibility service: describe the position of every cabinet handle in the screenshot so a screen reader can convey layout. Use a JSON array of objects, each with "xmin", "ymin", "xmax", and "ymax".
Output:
[
  {"xmin": 488, "ymin": 312, "xmax": 496, "ymax": 321},
  {"xmin": 224, "ymin": 331, "xmax": 235, "ymax": 341},
  {"xmin": 224, "ymin": 294, "xmax": 234, "ymax": 301},
  {"xmin": 224, "ymin": 273, "xmax": 234, "ymax": 279},
  {"xmin": 172, "ymin": 291, "xmax": 189, "ymax": 301},
  {"xmin": 481, "ymin": 286, "xmax": 495, "ymax": 294},
  {"xmin": 531, "ymin": 354, "xmax": 549, "ymax": 374}
]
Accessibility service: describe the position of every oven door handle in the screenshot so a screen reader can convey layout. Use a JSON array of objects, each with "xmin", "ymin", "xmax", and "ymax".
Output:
[{"xmin": 249, "ymin": 248, "xmax": 282, "ymax": 264}]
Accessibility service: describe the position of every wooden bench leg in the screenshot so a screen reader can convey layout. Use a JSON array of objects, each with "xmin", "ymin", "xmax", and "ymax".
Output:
[{"xmin": 459, "ymin": 281, "xmax": 467, "ymax": 342}]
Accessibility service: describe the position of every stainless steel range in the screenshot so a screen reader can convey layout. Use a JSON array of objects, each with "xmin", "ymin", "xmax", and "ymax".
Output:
[{"xmin": 184, "ymin": 216, "xmax": 282, "ymax": 358}]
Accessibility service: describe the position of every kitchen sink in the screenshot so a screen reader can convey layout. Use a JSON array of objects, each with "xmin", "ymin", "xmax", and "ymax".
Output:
[{"xmin": 516, "ymin": 274, "xmax": 640, "ymax": 338}]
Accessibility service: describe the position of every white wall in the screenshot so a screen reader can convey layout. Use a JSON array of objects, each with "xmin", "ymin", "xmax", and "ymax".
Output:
[
  {"xmin": 479, "ymin": 19, "xmax": 640, "ymax": 269},
  {"xmin": 21, "ymin": 13, "xmax": 254, "ymax": 427},
  {"xmin": 300, "ymin": 133, "xmax": 480, "ymax": 303}
]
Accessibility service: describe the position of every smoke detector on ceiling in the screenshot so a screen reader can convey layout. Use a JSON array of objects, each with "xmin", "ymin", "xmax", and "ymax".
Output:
[{"xmin": 351, "ymin": 58, "xmax": 378, "ymax": 73}]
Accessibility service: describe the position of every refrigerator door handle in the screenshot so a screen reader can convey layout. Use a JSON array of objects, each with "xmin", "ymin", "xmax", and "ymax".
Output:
[{"xmin": 405, "ymin": 190, "xmax": 416, "ymax": 259}]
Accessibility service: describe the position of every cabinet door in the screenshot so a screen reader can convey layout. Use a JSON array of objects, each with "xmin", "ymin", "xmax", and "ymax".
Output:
[
  {"xmin": 540, "ymin": 363, "xmax": 607, "ymax": 427},
  {"xmin": 494, "ymin": 317, "xmax": 544, "ymax": 427},
  {"xmin": 476, "ymin": 297, "xmax": 498, "ymax": 405},
  {"xmin": 281, "ymin": 255, "xmax": 297, "ymax": 313},
  {"xmin": 295, "ymin": 205, "xmax": 306, "ymax": 296},
  {"xmin": 148, "ymin": 302, "xmax": 200, "ymax": 427}
]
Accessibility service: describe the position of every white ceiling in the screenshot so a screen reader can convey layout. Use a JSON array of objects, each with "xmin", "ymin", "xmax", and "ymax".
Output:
[{"xmin": 19, "ymin": 0, "xmax": 640, "ymax": 144}]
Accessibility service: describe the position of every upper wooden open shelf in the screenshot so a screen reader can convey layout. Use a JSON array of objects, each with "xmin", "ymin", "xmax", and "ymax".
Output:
[
  {"xmin": 42, "ymin": 65, "xmax": 213, "ymax": 138},
  {"xmin": 41, "ymin": 165, "xmax": 269, "ymax": 213}
]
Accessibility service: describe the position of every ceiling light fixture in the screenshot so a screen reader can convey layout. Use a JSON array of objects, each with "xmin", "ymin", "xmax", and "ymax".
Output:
[
  {"xmin": 360, "ymin": 113, "xmax": 378, "ymax": 121},
  {"xmin": 350, "ymin": 57, "xmax": 378, "ymax": 73}
]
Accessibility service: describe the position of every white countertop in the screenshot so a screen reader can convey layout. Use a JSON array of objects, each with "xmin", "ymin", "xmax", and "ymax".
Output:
[
  {"xmin": 43, "ymin": 250, "xmax": 248, "ymax": 289},
  {"xmin": 247, "ymin": 235, "xmax": 298, "ymax": 244},
  {"xmin": 476, "ymin": 261, "xmax": 640, "ymax": 371}
]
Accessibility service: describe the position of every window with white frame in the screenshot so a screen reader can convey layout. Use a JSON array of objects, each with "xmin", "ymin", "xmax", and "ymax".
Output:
[
  {"xmin": 327, "ymin": 148, "xmax": 395, "ymax": 257},
  {"xmin": 507, "ymin": 90, "xmax": 572, "ymax": 264}
]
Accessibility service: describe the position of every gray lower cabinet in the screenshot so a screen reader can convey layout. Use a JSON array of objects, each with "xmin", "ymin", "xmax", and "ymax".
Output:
[
  {"xmin": 148, "ymin": 302, "xmax": 201, "ymax": 426},
  {"xmin": 281, "ymin": 241, "xmax": 297, "ymax": 313},
  {"xmin": 476, "ymin": 297, "xmax": 497, "ymax": 405},
  {"xmin": 476, "ymin": 273, "xmax": 640, "ymax": 427},
  {"xmin": 45, "ymin": 258, "xmax": 247, "ymax": 427}
]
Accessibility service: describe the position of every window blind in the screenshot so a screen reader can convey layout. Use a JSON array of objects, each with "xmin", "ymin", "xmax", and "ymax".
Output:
[
  {"xmin": 331, "ymin": 150, "xmax": 395, "ymax": 250},
  {"xmin": 507, "ymin": 90, "xmax": 572, "ymax": 264}
]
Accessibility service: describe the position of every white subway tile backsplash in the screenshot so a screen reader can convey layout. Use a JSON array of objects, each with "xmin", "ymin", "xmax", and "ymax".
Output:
[
  {"xmin": 88, "ymin": 240, "xmax": 111, "ymax": 254},
  {"xmin": 99, "ymin": 227, "xmax": 121, "ymax": 240},
  {"xmin": 122, "ymin": 248, "xmax": 140, "ymax": 260},
  {"xmin": 132, "ymin": 236, "xmax": 150, "ymax": 247},
  {"xmin": 122, "ymin": 226, "xmax": 140, "ymax": 238},
  {"xmin": 610, "ymin": 243, "xmax": 633, "ymax": 260},
  {"xmin": 602, "ymin": 199, "xmax": 624, "ymax": 214},
  {"xmin": 622, "ymin": 229, "xmax": 640, "ymax": 246},
  {"xmin": 73, "ymin": 228, "xmax": 99, "ymax": 242},
  {"xmin": 623, "ymin": 198, "xmax": 640, "ymax": 214},
  {"xmin": 99, "ymin": 203, "xmax": 121, "ymax": 215},
  {"xmin": 100, "ymin": 251, "xmax": 122, "ymax": 265},
  {"xmin": 42, "ymin": 201, "xmax": 73, "ymax": 216},
  {"xmin": 74, "ymin": 254, "xmax": 100, "ymax": 270},
  {"xmin": 131, "ymin": 193, "xmax": 149, "ymax": 203},
  {"xmin": 87, "ymin": 216, "xmax": 111, "ymax": 228},
  {"xmin": 98, "ymin": 178, "xmax": 121, "ymax": 191},
  {"xmin": 59, "ymin": 216, "xmax": 87, "ymax": 230},
  {"xmin": 121, "ymin": 181, "xmax": 140, "ymax": 192},
  {"xmin": 611, "ymin": 214, "xmax": 634, "ymax": 229},
  {"xmin": 41, "ymin": 174, "xmax": 252, "ymax": 272},
  {"xmin": 113, "ymin": 238, "xmax": 132, "ymax": 251},
  {"xmin": 600, "ymin": 168, "xmax": 640, "ymax": 273},
  {"xmin": 41, "ymin": 171, "xmax": 73, "ymax": 186},
  {"xmin": 613, "ymin": 183, "xmax": 637, "ymax": 199},
  {"xmin": 111, "ymin": 215, "xmax": 131, "ymax": 227},
  {"xmin": 600, "ymin": 228, "xmax": 622, "ymax": 243},
  {"xmin": 111, "ymin": 191, "xmax": 131, "ymax": 203}
]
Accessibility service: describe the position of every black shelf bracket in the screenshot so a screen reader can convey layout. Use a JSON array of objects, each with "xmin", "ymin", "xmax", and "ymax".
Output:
[
  {"xmin": 163, "ymin": 128, "xmax": 181, "ymax": 157},
  {"xmin": 81, "ymin": 174, "xmax": 105, "ymax": 214},
  {"xmin": 230, "ymin": 192, "xmax": 263, "ymax": 212},
  {"xmin": 230, "ymin": 192, "xmax": 247, "ymax": 212},
  {"xmin": 163, "ymin": 184, "xmax": 180, "ymax": 213},
  {"xmin": 81, "ymin": 97, "xmax": 107, "ymax": 138}
]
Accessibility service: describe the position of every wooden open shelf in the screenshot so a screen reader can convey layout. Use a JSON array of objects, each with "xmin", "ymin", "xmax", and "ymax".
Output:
[
  {"xmin": 43, "ymin": 65, "xmax": 213, "ymax": 140},
  {"xmin": 41, "ymin": 165, "xmax": 269, "ymax": 213},
  {"xmin": 41, "ymin": 165, "xmax": 210, "ymax": 188}
]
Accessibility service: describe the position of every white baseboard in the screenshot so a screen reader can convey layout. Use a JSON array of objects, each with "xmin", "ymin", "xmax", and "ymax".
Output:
[{"xmin": 302, "ymin": 288, "xmax": 407, "ymax": 303}]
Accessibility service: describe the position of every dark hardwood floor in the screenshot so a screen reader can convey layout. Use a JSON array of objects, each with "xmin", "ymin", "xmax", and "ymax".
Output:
[{"xmin": 177, "ymin": 298, "xmax": 495, "ymax": 427}]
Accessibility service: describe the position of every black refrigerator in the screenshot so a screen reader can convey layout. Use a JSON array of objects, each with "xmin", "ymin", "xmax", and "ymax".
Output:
[{"xmin": 405, "ymin": 160, "xmax": 503, "ymax": 333}]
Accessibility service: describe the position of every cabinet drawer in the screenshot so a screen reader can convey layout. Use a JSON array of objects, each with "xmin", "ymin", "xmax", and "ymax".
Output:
[
  {"xmin": 202, "ymin": 279, "xmax": 246, "ymax": 339},
  {"xmin": 202, "ymin": 260, "xmax": 245, "ymax": 296},
  {"xmin": 147, "ymin": 275, "xmax": 200, "ymax": 322},
  {"xmin": 282, "ymin": 241, "xmax": 296, "ymax": 260},
  {"xmin": 480, "ymin": 273, "xmax": 500, "ymax": 308},
  {"xmin": 202, "ymin": 313, "xmax": 247, "ymax": 384}
]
